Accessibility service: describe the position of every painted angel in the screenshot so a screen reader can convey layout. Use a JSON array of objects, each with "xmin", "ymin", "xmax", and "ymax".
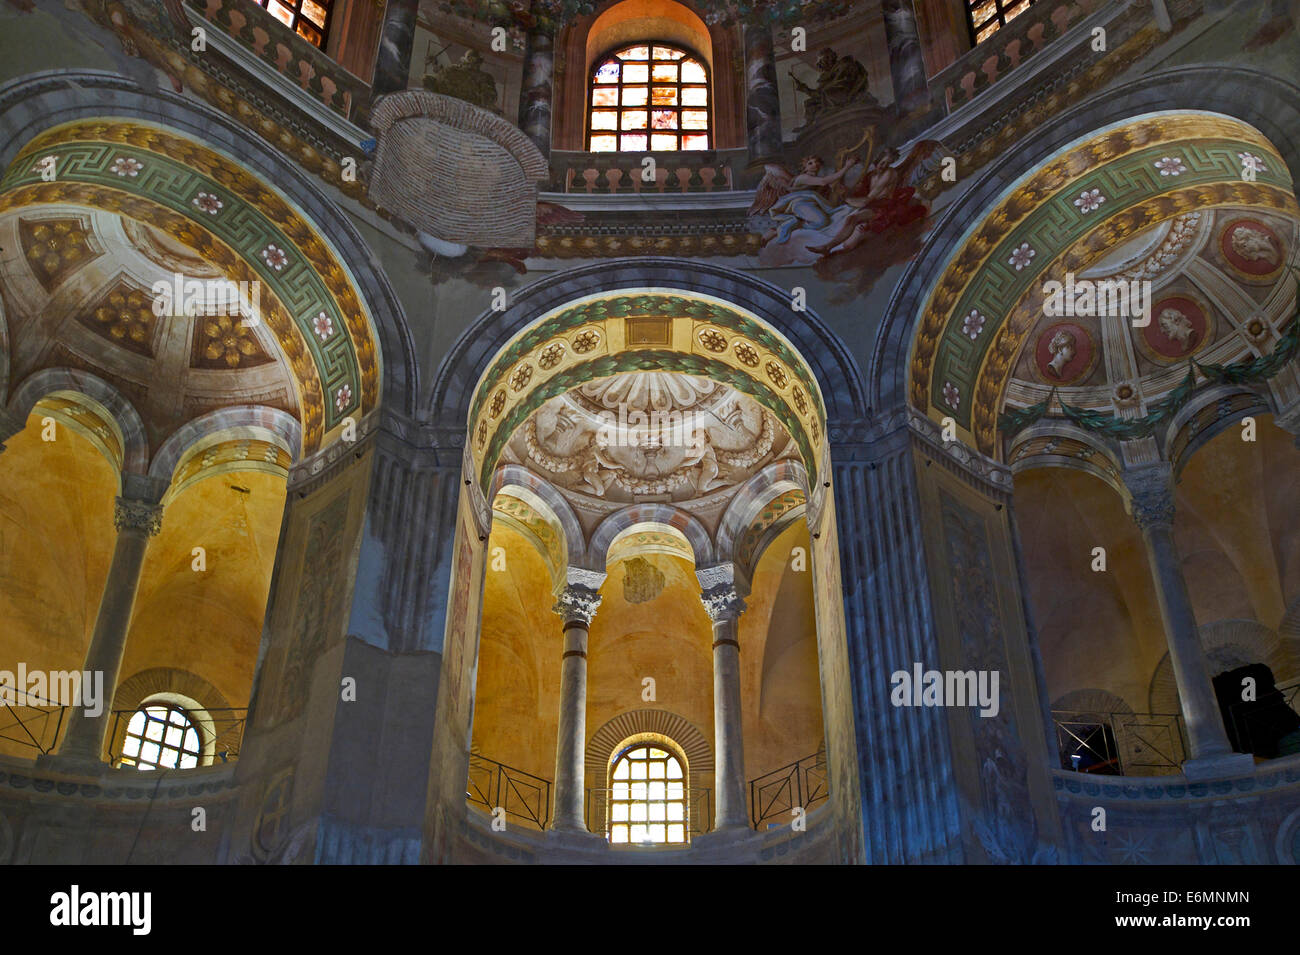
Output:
[
  {"xmin": 806, "ymin": 139, "xmax": 945, "ymax": 255},
  {"xmin": 749, "ymin": 154, "xmax": 862, "ymax": 245}
]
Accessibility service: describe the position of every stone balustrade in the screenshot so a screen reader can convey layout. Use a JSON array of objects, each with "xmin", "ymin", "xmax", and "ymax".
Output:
[
  {"xmin": 551, "ymin": 150, "xmax": 742, "ymax": 195},
  {"xmin": 186, "ymin": 0, "xmax": 370, "ymax": 121}
]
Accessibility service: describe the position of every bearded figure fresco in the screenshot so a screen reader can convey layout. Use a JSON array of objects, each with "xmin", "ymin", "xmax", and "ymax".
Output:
[{"xmin": 513, "ymin": 373, "xmax": 786, "ymax": 502}]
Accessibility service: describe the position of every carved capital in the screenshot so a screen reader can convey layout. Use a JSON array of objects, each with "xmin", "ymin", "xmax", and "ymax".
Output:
[
  {"xmin": 114, "ymin": 497, "xmax": 163, "ymax": 536},
  {"xmin": 553, "ymin": 584, "xmax": 602, "ymax": 627},
  {"xmin": 701, "ymin": 583, "xmax": 747, "ymax": 623},
  {"xmin": 1123, "ymin": 464, "xmax": 1175, "ymax": 531}
]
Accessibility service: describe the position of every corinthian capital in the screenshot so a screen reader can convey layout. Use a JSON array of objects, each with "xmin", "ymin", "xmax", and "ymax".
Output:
[
  {"xmin": 114, "ymin": 497, "xmax": 164, "ymax": 536},
  {"xmin": 701, "ymin": 584, "xmax": 747, "ymax": 623},
  {"xmin": 553, "ymin": 584, "xmax": 602, "ymax": 627},
  {"xmin": 1123, "ymin": 463, "xmax": 1175, "ymax": 531}
]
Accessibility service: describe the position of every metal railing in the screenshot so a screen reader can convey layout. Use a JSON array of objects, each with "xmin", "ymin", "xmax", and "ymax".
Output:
[
  {"xmin": 107, "ymin": 706, "xmax": 247, "ymax": 769},
  {"xmin": 1226, "ymin": 679, "xmax": 1300, "ymax": 758},
  {"xmin": 749, "ymin": 749, "xmax": 828, "ymax": 829},
  {"xmin": 1053, "ymin": 710, "xmax": 1188, "ymax": 776},
  {"xmin": 585, "ymin": 786, "xmax": 712, "ymax": 842},
  {"xmin": 0, "ymin": 691, "xmax": 68, "ymax": 755},
  {"xmin": 466, "ymin": 753, "xmax": 552, "ymax": 830}
]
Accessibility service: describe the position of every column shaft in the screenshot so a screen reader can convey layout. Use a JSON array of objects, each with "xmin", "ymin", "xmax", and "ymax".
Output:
[
  {"xmin": 1139, "ymin": 521, "xmax": 1234, "ymax": 759},
  {"xmin": 518, "ymin": 29, "xmax": 554, "ymax": 157},
  {"xmin": 372, "ymin": 0, "xmax": 420, "ymax": 97},
  {"xmin": 551, "ymin": 620, "xmax": 589, "ymax": 831},
  {"xmin": 711, "ymin": 615, "xmax": 748, "ymax": 829},
  {"xmin": 881, "ymin": 0, "xmax": 930, "ymax": 113},
  {"xmin": 58, "ymin": 500, "xmax": 161, "ymax": 762},
  {"xmin": 742, "ymin": 22, "xmax": 783, "ymax": 166}
]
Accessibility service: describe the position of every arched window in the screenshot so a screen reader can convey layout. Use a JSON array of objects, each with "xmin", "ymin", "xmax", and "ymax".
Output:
[
  {"xmin": 587, "ymin": 43, "xmax": 710, "ymax": 153},
  {"xmin": 966, "ymin": 0, "xmax": 1034, "ymax": 45},
  {"xmin": 609, "ymin": 744, "xmax": 688, "ymax": 844},
  {"xmin": 117, "ymin": 703, "xmax": 203, "ymax": 771},
  {"xmin": 250, "ymin": 0, "xmax": 333, "ymax": 48}
]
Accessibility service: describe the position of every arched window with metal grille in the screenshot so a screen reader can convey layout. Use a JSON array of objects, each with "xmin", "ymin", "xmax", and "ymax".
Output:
[{"xmin": 587, "ymin": 42, "xmax": 711, "ymax": 153}]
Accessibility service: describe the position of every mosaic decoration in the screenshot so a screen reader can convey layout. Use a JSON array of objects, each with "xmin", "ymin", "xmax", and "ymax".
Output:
[
  {"xmin": 910, "ymin": 114, "xmax": 1297, "ymax": 456},
  {"xmin": 2, "ymin": 120, "xmax": 383, "ymax": 451},
  {"xmin": 468, "ymin": 294, "xmax": 827, "ymax": 493}
]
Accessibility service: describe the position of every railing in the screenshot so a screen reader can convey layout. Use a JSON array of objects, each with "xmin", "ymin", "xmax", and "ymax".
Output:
[
  {"xmin": 107, "ymin": 707, "xmax": 248, "ymax": 769},
  {"xmin": 0, "ymin": 691, "xmax": 68, "ymax": 756},
  {"xmin": 749, "ymin": 749, "xmax": 829, "ymax": 829},
  {"xmin": 1053, "ymin": 710, "xmax": 1188, "ymax": 776},
  {"xmin": 1226, "ymin": 679, "xmax": 1300, "ymax": 758},
  {"xmin": 185, "ymin": 0, "xmax": 370, "ymax": 120},
  {"xmin": 929, "ymin": 0, "xmax": 1104, "ymax": 114},
  {"xmin": 550, "ymin": 150, "xmax": 738, "ymax": 195},
  {"xmin": 466, "ymin": 753, "xmax": 552, "ymax": 830},
  {"xmin": 585, "ymin": 786, "xmax": 712, "ymax": 843}
]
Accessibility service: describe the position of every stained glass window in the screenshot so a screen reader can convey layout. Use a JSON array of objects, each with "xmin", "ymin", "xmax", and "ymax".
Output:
[
  {"xmin": 588, "ymin": 43, "xmax": 710, "ymax": 152},
  {"xmin": 249, "ymin": 0, "xmax": 332, "ymax": 48},
  {"xmin": 608, "ymin": 745, "xmax": 688, "ymax": 845},
  {"xmin": 966, "ymin": 0, "xmax": 1035, "ymax": 44}
]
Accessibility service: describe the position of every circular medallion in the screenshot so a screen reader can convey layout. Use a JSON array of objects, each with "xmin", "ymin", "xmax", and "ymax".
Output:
[
  {"xmin": 1141, "ymin": 294, "xmax": 1213, "ymax": 363},
  {"xmin": 1034, "ymin": 322, "xmax": 1096, "ymax": 385},
  {"xmin": 1219, "ymin": 218, "xmax": 1285, "ymax": 281}
]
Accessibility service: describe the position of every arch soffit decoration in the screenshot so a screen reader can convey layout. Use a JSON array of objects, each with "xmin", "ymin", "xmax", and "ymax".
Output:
[
  {"xmin": 464, "ymin": 287, "xmax": 832, "ymax": 501},
  {"xmin": 0, "ymin": 71, "xmax": 419, "ymax": 450},
  {"xmin": 151, "ymin": 405, "xmax": 302, "ymax": 502},
  {"xmin": 908, "ymin": 110, "xmax": 1296, "ymax": 458},
  {"xmin": 1006, "ymin": 420, "xmax": 1125, "ymax": 498},
  {"xmin": 430, "ymin": 259, "xmax": 865, "ymax": 436},
  {"xmin": 587, "ymin": 503, "xmax": 714, "ymax": 571},
  {"xmin": 717, "ymin": 459, "xmax": 809, "ymax": 575},
  {"xmin": 877, "ymin": 67, "xmax": 1300, "ymax": 455},
  {"xmin": 1, "ymin": 118, "xmax": 380, "ymax": 453},
  {"xmin": 1164, "ymin": 383, "xmax": 1274, "ymax": 476},
  {"xmin": 7, "ymin": 366, "xmax": 147, "ymax": 479}
]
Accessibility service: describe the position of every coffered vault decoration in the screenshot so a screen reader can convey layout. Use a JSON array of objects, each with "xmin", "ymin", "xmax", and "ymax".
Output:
[
  {"xmin": 909, "ymin": 112, "xmax": 1300, "ymax": 457},
  {"xmin": 0, "ymin": 119, "xmax": 383, "ymax": 452},
  {"xmin": 468, "ymin": 292, "xmax": 828, "ymax": 495}
]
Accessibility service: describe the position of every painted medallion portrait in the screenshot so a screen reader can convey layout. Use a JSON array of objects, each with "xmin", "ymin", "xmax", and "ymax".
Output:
[
  {"xmin": 1219, "ymin": 218, "xmax": 1285, "ymax": 280},
  {"xmin": 1141, "ymin": 295, "xmax": 1212, "ymax": 362},
  {"xmin": 1034, "ymin": 322, "xmax": 1095, "ymax": 384}
]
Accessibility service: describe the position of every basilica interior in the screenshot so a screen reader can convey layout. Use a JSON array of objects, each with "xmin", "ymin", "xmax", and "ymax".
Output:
[{"xmin": 0, "ymin": 0, "xmax": 1299, "ymax": 866}]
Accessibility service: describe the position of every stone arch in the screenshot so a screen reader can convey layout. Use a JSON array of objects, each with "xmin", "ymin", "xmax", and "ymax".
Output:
[
  {"xmin": 0, "ymin": 69, "xmax": 419, "ymax": 436},
  {"xmin": 149, "ymin": 405, "xmax": 302, "ymax": 486},
  {"xmin": 488, "ymin": 463, "xmax": 585, "ymax": 572},
  {"xmin": 876, "ymin": 66, "xmax": 1300, "ymax": 444},
  {"xmin": 1165, "ymin": 383, "xmax": 1273, "ymax": 476},
  {"xmin": 585, "ymin": 708, "xmax": 713, "ymax": 784},
  {"xmin": 1006, "ymin": 420, "xmax": 1126, "ymax": 499},
  {"xmin": 1051, "ymin": 688, "xmax": 1134, "ymax": 723},
  {"xmin": 1148, "ymin": 618, "xmax": 1292, "ymax": 715},
  {"xmin": 716, "ymin": 460, "xmax": 809, "ymax": 576},
  {"xmin": 587, "ymin": 503, "xmax": 713, "ymax": 570},
  {"xmin": 429, "ymin": 259, "xmax": 866, "ymax": 435},
  {"xmin": 6, "ymin": 366, "xmax": 149, "ymax": 478}
]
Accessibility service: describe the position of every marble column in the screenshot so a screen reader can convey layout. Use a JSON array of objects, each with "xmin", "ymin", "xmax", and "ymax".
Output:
[
  {"xmin": 881, "ymin": 0, "xmax": 930, "ymax": 114},
  {"xmin": 550, "ymin": 581, "xmax": 602, "ymax": 831},
  {"xmin": 518, "ymin": 28, "xmax": 554, "ymax": 157},
  {"xmin": 372, "ymin": 0, "xmax": 420, "ymax": 97},
  {"xmin": 1124, "ymin": 464, "xmax": 1254, "ymax": 778},
  {"xmin": 700, "ymin": 569, "xmax": 749, "ymax": 830},
  {"xmin": 742, "ymin": 22, "xmax": 783, "ymax": 167},
  {"xmin": 57, "ymin": 491, "xmax": 164, "ymax": 764}
]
